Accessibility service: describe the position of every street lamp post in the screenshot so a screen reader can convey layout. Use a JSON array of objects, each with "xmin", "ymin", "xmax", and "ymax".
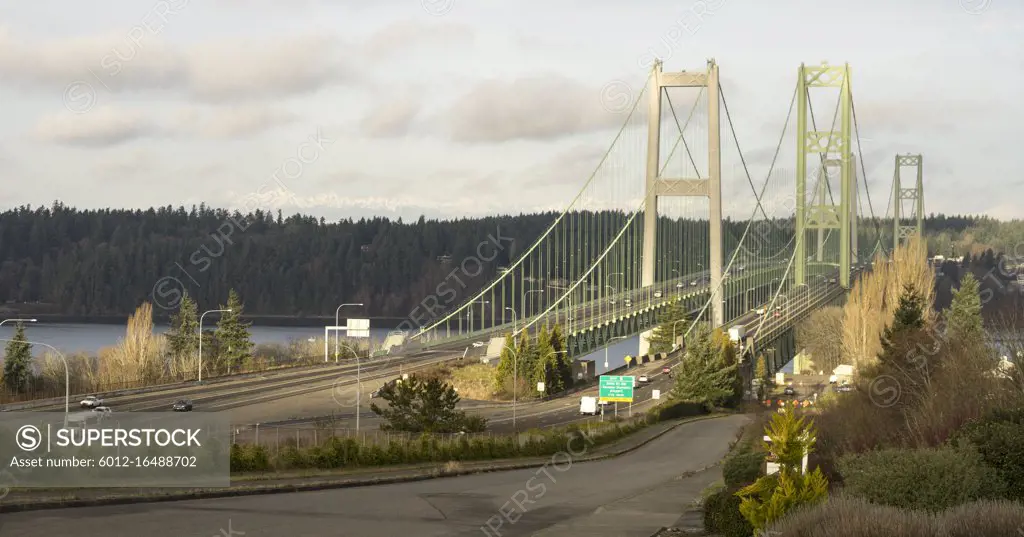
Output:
[
  {"xmin": 0, "ymin": 318, "xmax": 37, "ymax": 327},
  {"xmin": 198, "ymin": 309, "xmax": 232, "ymax": 383},
  {"xmin": 671, "ymin": 319, "xmax": 687, "ymax": 352},
  {"xmin": 505, "ymin": 306, "xmax": 518, "ymax": 432},
  {"xmin": 334, "ymin": 303, "xmax": 364, "ymax": 363},
  {"xmin": 605, "ymin": 336, "xmax": 628, "ymax": 371},
  {"xmin": 1, "ymin": 338, "xmax": 68, "ymax": 426}
]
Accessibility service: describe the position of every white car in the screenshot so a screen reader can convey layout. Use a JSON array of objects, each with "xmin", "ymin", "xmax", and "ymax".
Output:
[
  {"xmin": 92, "ymin": 406, "xmax": 112, "ymax": 415},
  {"xmin": 653, "ymin": 291, "xmax": 663, "ymax": 298},
  {"xmin": 755, "ymin": 307, "xmax": 767, "ymax": 315},
  {"xmin": 639, "ymin": 374, "xmax": 650, "ymax": 383},
  {"xmin": 472, "ymin": 341, "xmax": 486, "ymax": 348},
  {"xmin": 80, "ymin": 396, "xmax": 103, "ymax": 408},
  {"xmin": 690, "ymin": 280, "xmax": 698, "ymax": 286}
]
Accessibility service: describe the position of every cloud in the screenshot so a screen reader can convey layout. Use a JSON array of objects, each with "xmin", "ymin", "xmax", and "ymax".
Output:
[
  {"xmin": 363, "ymin": 20, "xmax": 475, "ymax": 59},
  {"xmin": 0, "ymin": 28, "xmax": 355, "ymax": 101},
  {"xmin": 522, "ymin": 144, "xmax": 610, "ymax": 188},
  {"xmin": 171, "ymin": 105, "xmax": 296, "ymax": 138},
  {"xmin": 446, "ymin": 76, "xmax": 624, "ymax": 143},
  {"xmin": 359, "ymin": 97, "xmax": 421, "ymax": 138},
  {"xmin": 31, "ymin": 107, "xmax": 156, "ymax": 147}
]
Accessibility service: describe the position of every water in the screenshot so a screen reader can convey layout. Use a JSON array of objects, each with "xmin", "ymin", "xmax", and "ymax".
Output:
[
  {"xmin": 0, "ymin": 321, "xmax": 642, "ymax": 374},
  {"xmin": 0, "ymin": 323, "xmax": 396, "ymax": 356}
]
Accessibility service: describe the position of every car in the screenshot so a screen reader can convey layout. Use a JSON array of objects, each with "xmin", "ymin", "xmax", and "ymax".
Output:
[
  {"xmin": 370, "ymin": 388, "xmax": 381, "ymax": 398},
  {"xmin": 80, "ymin": 396, "xmax": 103, "ymax": 408},
  {"xmin": 472, "ymin": 341, "xmax": 486, "ymax": 348},
  {"xmin": 639, "ymin": 374, "xmax": 650, "ymax": 383},
  {"xmin": 172, "ymin": 399, "xmax": 193, "ymax": 412},
  {"xmin": 783, "ymin": 386, "xmax": 796, "ymax": 396},
  {"xmin": 774, "ymin": 309, "xmax": 783, "ymax": 318},
  {"xmin": 624, "ymin": 299, "xmax": 632, "ymax": 306},
  {"xmin": 676, "ymin": 282, "xmax": 685, "ymax": 288},
  {"xmin": 837, "ymin": 384, "xmax": 853, "ymax": 393},
  {"xmin": 653, "ymin": 291, "xmax": 662, "ymax": 298},
  {"xmin": 609, "ymin": 298, "xmax": 617, "ymax": 304},
  {"xmin": 92, "ymin": 406, "xmax": 112, "ymax": 414},
  {"xmin": 662, "ymin": 366, "xmax": 671, "ymax": 374},
  {"xmin": 755, "ymin": 306, "xmax": 767, "ymax": 315},
  {"xmin": 827, "ymin": 277, "xmax": 838, "ymax": 284},
  {"xmin": 690, "ymin": 280, "xmax": 698, "ymax": 286}
]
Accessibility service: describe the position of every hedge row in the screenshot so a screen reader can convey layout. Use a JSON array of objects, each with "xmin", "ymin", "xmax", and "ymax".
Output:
[{"xmin": 231, "ymin": 399, "xmax": 708, "ymax": 473}]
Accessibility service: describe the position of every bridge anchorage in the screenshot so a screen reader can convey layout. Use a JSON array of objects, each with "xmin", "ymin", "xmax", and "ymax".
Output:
[{"xmin": 398, "ymin": 60, "xmax": 924, "ymax": 382}]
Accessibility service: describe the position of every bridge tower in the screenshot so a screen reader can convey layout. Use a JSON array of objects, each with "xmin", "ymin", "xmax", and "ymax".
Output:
[
  {"xmin": 795, "ymin": 62, "xmax": 854, "ymax": 289},
  {"xmin": 639, "ymin": 59, "xmax": 723, "ymax": 355},
  {"xmin": 892, "ymin": 154, "xmax": 924, "ymax": 250}
]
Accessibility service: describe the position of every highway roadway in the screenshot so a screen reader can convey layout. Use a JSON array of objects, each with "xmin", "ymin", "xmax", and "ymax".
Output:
[
  {"xmin": 1, "ymin": 414, "xmax": 752, "ymax": 537},
  {"xmin": 230, "ymin": 356, "xmax": 679, "ymax": 436}
]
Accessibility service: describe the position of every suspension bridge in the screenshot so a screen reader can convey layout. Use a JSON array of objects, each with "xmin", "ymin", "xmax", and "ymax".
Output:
[{"xmin": 396, "ymin": 60, "xmax": 926, "ymax": 377}]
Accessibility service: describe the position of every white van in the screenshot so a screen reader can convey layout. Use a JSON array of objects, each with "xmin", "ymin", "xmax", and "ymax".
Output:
[{"xmin": 579, "ymin": 396, "xmax": 598, "ymax": 415}]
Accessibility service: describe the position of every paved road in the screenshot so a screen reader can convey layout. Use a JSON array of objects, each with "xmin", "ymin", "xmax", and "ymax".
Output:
[
  {"xmin": 230, "ymin": 357, "xmax": 678, "ymax": 434},
  {"xmin": 2, "ymin": 414, "xmax": 751, "ymax": 537}
]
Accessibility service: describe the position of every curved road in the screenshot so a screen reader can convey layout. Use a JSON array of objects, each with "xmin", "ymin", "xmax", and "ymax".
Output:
[{"xmin": 3, "ymin": 414, "xmax": 750, "ymax": 537}]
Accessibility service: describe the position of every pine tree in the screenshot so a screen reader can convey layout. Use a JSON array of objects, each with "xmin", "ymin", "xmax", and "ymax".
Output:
[
  {"xmin": 549, "ymin": 324, "xmax": 574, "ymax": 389},
  {"xmin": 673, "ymin": 324, "xmax": 738, "ymax": 408},
  {"xmin": 494, "ymin": 333, "xmax": 516, "ymax": 393},
  {"xmin": 645, "ymin": 300, "xmax": 688, "ymax": 354},
  {"xmin": 879, "ymin": 284, "xmax": 926, "ymax": 357},
  {"xmin": 214, "ymin": 289, "xmax": 254, "ymax": 373},
  {"xmin": 3, "ymin": 322, "xmax": 33, "ymax": 394},
  {"xmin": 946, "ymin": 272, "xmax": 984, "ymax": 346},
  {"xmin": 755, "ymin": 355, "xmax": 767, "ymax": 381},
  {"xmin": 517, "ymin": 331, "xmax": 538, "ymax": 398},
  {"xmin": 533, "ymin": 325, "xmax": 559, "ymax": 393},
  {"xmin": 167, "ymin": 291, "xmax": 200, "ymax": 361}
]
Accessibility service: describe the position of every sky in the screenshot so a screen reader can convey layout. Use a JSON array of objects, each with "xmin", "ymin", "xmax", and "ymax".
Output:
[{"xmin": 0, "ymin": 0, "xmax": 1021, "ymax": 222}]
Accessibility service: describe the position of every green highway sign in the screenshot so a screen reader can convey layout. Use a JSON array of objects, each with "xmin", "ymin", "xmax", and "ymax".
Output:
[{"xmin": 599, "ymin": 375, "xmax": 634, "ymax": 402}]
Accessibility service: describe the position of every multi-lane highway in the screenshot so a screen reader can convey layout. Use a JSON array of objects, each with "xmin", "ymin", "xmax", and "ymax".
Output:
[
  {"xmin": 232, "ymin": 355, "xmax": 678, "ymax": 435},
  {"xmin": 0, "ymin": 414, "xmax": 752, "ymax": 537}
]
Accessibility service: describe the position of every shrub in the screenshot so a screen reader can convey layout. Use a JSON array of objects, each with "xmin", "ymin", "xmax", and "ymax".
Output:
[
  {"xmin": 655, "ymin": 400, "xmax": 707, "ymax": 421},
  {"xmin": 703, "ymin": 488, "xmax": 753, "ymax": 537},
  {"xmin": 766, "ymin": 495, "xmax": 936, "ymax": 536},
  {"xmin": 766, "ymin": 495, "xmax": 1024, "ymax": 537},
  {"xmin": 722, "ymin": 449, "xmax": 763, "ymax": 489},
  {"xmin": 949, "ymin": 407, "xmax": 1024, "ymax": 501},
  {"xmin": 935, "ymin": 499, "xmax": 1024, "ymax": 537},
  {"xmin": 837, "ymin": 445, "xmax": 1005, "ymax": 512}
]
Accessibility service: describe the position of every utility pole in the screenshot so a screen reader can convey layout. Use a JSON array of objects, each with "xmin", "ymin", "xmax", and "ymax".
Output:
[{"xmin": 640, "ymin": 59, "xmax": 722, "ymax": 355}]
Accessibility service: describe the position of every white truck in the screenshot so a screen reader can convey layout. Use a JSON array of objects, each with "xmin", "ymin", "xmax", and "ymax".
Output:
[
  {"xmin": 579, "ymin": 396, "xmax": 599, "ymax": 415},
  {"xmin": 728, "ymin": 324, "xmax": 746, "ymax": 343}
]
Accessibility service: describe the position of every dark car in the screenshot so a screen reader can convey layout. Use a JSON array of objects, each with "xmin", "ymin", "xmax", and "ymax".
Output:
[
  {"xmin": 172, "ymin": 399, "xmax": 193, "ymax": 412},
  {"xmin": 783, "ymin": 386, "xmax": 796, "ymax": 396}
]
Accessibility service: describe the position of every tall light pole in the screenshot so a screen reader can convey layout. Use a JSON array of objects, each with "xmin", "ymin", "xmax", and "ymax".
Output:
[
  {"xmin": 1, "ymin": 338, "xmax": 68, "ymax": 426},
  {"xmin": 671, "ymin": 319, "xmax": 687, "ymax": 351},
  {"xmin": 331, "ymin": 340, "xmax": 363, "ymax": 433},
  {"xmin": 605, "ymin": 336, "xmax": 628, "ymax": 371},
  {"xmin": 0, "ymin": 318, "xmax": 37, "ymax": 326},
  {"xmin": 198, "ymin": 308, "xmax": 231, "ymax": 382},
  {"xmin": 334, "ymin": 303, "xmax": 364, "ymax": 363},
  {"xmin": 505, "ymin": 306, "xmax": 518, "ymax": 432}
]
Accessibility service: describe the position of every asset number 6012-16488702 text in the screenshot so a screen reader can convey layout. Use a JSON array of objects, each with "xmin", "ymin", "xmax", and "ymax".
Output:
[{"xmin": 98, "ymin": 456, "xmax": 198, "ymax": 468}]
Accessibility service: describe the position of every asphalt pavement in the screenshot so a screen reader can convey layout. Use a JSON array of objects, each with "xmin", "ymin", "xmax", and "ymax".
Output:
[{"xmin": 0, "ymin": 414, "xmax": 751, "ymax": 537}]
